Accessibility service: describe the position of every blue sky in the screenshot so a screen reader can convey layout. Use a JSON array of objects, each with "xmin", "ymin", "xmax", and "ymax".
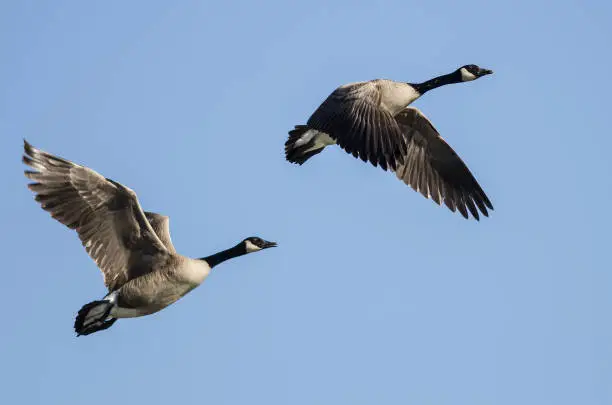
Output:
[{"xmin": 1, "ymin": 1, "xmax": 610, "ymax": 404}]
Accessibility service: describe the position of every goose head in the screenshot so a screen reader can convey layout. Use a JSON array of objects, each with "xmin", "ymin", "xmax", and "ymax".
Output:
[
  {"xmin": 457, "ymin": 64, "xmax": 493, "ymax": 82},
  {"xmin": 200, "ymin": 236, "xmax": 277, "ymax": 268},
  {"xmin": 410, "ymin": 64, "xmax": 493, "ymax": 95},
  {"xmin": 243, "ymin": 236, "xmax": 277, "ymax": 253}
]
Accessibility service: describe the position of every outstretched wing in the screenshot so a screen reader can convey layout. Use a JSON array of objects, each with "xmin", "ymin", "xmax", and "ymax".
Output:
[
  {"xmin": 393, "ymin": 108, "xmax": 494, "ymax": 220},
  {"xmin": 23, "ymin": 140, "xmax": 169, "ymax": 291},
  {"xmin": 306, "ymin": 81, "xmax": 407, "ymax": 171}
]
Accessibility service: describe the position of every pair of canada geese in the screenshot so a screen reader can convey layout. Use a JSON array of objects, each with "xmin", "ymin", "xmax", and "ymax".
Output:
[{"xmin": 23, "ymin": 64, "xmax": 493, "ymax": 336}]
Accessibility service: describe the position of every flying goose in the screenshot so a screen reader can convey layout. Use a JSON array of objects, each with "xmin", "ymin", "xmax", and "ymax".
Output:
[
  {"xmin": 22, "ymin": 140, "xmax": 277, "ymax": 336},
  {"xmin": 285, "ymin": 64, "xmax": 494, "ymax": 220}
]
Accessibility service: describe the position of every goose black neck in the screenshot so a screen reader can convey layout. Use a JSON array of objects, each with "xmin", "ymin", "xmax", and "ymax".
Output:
[
  {"xmin": 200, "ymin": 244, "xmax": 246, "ymax": 268},
  {"xmin": 410, "ymin": 71, "xmax": 461, "ymax": 96}
]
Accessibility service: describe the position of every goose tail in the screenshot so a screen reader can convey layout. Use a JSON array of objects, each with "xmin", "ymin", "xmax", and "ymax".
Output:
[
  {"xmin": 285, "ymin": 125, "xmax": 332, "ymax": 165},
  {"xmin": 74, "ymin": 299, "xmax": 117, "ymax": 336}
]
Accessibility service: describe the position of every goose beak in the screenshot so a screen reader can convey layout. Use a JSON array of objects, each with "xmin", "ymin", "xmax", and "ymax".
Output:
[
  {"xmin": 479, "ymin": 68, "xmax": 494, "ymax": 76},
  {"xmin": 261, "ymin": 240, "xmax": 277, "ymax": 249}
]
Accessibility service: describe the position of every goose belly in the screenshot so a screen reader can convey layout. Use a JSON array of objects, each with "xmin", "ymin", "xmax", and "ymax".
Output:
[
  {"xmin": 111, "ymin": 282, "xmax": 201, "ymax": 318},
  {"xmin": 111, "ymin": 261, "xmax": 211, "ymax": 318}
]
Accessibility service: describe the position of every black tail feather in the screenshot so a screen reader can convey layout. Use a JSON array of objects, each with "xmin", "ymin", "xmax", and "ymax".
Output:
[
  {"xmin": 285, "ymin": 125, "xmax": 324, "ymax": 165},
  {"xmin": 74, "ymin": 300, "xmax": 116, "ymax": 336}
]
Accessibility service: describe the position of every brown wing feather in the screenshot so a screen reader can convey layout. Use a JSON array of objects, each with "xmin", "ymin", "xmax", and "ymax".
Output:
[
  {"xmin": 393, "ymin": 108, "xmax": 493, "ymax": 220},
  {"xmin": 23, "ymin": 140, "xmax": 169, "ymax": 291},
  {"xmin": 307, "ymin": 82, "xmax": 407, "ymax": 171}
]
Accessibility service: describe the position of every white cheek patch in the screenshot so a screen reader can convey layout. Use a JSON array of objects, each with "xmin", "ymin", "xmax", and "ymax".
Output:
[
  {"xmin": 460, "ymin": 67, "xmax": 477, "ymax": 81},
  {"xmin": 245, "ymin": 240, "xmax": 262, "ymax": 253}
]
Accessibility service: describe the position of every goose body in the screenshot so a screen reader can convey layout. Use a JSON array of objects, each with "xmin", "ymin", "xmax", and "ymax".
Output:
[
  {"xmin": 22, "ymin": 141, "xmax": 276, "ymax": 336},
  {"xmin": 285, "ymin": 64, "xmax": 494, "ymax": 220}
]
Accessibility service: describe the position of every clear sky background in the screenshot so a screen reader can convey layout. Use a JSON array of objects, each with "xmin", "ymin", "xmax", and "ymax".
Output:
[{"xmin": 1, "ymin": 1, "xmax": 610, "ymax": 404}]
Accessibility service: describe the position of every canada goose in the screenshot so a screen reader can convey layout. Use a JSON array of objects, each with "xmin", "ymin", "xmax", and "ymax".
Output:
[
  {"xmin": 22, "ymin": 140, "xmax": 277, "ymax": 336},
  {"xmin": 285, "ymin": 64, "xmax": 494, "ymax": 220}
]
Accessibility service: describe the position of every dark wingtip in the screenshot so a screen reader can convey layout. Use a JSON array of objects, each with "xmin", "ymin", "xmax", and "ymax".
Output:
[
  {"xmin": 23, "ymin": 139, "xmax": 34, "ymax": 156},
  {"xmin": 22, "ymin": 141, "xmax": 40, "ymax": 177},
  {"xmin": 378, "ymin": 156, "xmax": 388, "ymax": 171}
]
